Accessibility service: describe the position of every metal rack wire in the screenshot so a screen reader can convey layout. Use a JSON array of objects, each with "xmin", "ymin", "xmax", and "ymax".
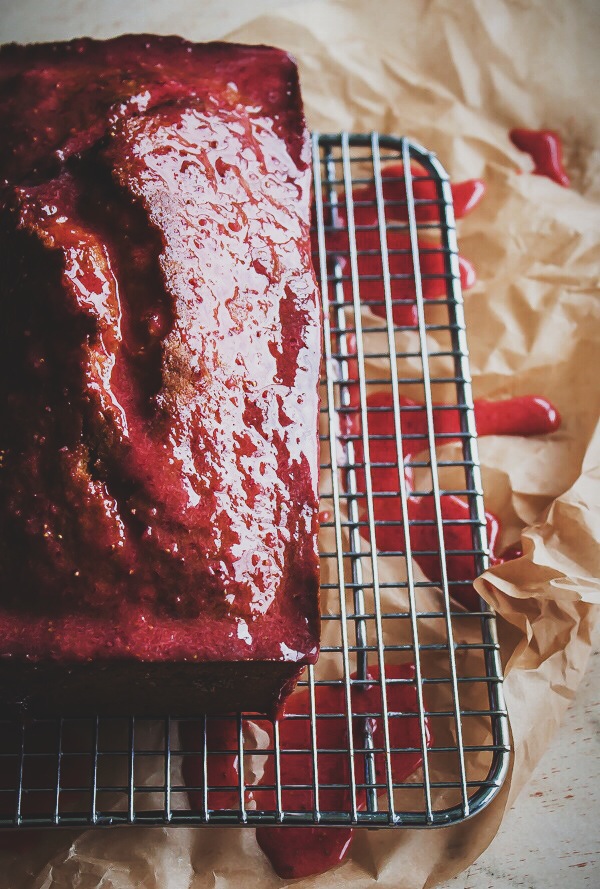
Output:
[{"xmin": 0, "ymin": 133, "xmax": 509, "ymax": 831}]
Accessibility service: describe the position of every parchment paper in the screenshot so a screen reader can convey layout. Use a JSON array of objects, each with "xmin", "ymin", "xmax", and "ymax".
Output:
[{"xmin": 0, "ymin": 1, "xmax": 599, "ymax": 887}]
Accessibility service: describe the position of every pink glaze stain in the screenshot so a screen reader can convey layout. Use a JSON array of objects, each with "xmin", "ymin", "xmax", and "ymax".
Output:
[
  {"xmin": 181, "ymin": 664, "xmax": 430, "ymax": 879},
  {"xmin": 178, "ymin": 717, "xmax": 242, "ymax": 812},
  {"xmin": 509, "ymin": 129, "xmax": 570, "ymax": 187}
]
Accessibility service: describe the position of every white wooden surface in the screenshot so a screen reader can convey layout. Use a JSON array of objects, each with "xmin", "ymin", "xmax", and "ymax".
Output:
[{"xmin": 443, "ymin": 644, "xmax": 600, "ymax": 888}]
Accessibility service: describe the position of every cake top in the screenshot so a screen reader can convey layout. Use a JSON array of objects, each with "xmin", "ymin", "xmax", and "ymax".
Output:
[
  {"xmin": 0, "ymin": 36, "xmax": 306, "ymax": 187},
  {"xmin": 0, "ymin": 37, "xmax": 320, "ymax": 664}
]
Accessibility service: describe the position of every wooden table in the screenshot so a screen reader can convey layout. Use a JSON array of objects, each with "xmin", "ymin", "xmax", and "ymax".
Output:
[{"xmin": 444, "ymin": 641, "xmax": 600, "ymax": 888}]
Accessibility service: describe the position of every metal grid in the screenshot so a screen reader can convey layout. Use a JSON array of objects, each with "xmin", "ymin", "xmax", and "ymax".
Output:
[{"xmin": 0, "ymin": 133, "xmax": 509, "ymax": 831}]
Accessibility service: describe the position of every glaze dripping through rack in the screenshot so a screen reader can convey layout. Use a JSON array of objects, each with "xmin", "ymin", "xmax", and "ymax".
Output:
[{"xmin": 0, "ymin": 133, "xmax": 509, "ymax": 830}]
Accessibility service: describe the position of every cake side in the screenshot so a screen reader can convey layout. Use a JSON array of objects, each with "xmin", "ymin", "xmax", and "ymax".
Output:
[{"xmin": 0, "ymin": 36, "xmax": 321, "ymax": 714}]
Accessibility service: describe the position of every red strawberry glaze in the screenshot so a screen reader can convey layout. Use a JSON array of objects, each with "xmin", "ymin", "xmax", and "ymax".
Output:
[
  {"xmin": 342, "ymin": 338, "xmax": 560, "ymax": 607},
  {"xmin": 351, "ymin": 392, "xmax": 560, "ymax": 448},
  {"xmin": 450, "ymin": 178, "xmax": 486, "ymax": 218},
  {"xmin": 350, "ymin": 163, "xmax": 485, "ymax": 224},
  {"xmin": 312, "ymin": 165, "xmax": 482, "ymax": 327},
  {"xmin": 179, "ymin": 717, "xmax": 243, "ymax": 812},
  {"xmin": 509, "ymin": 129, "xmax": 570, "ymax": 187},
  {"xmin": 474, "ymin": 397, "xmax": 560, "ymax": 437},
  {"xmin": 255, "ymin": 663, "xmax": 428, "ymax": 878},
  {"xmin": 256, "ymin": 825, "xmax": 353, "ymax": 879},
  {"xmin": 318, "ymin": 229, "xmax": 475, "ymax": 327},
  {"xmin": 498, "ymin": 541, "xmax": 524, "ymax": 562},
  {"xmin": 181, "ymin": 664, "xmax": 430, "ymax": 879},
  {"xmin": 0, "ymin": 721, "xmax": 92, "ymax": 851}
]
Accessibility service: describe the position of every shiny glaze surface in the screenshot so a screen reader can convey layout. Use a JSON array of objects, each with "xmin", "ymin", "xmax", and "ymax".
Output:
[
  {"xmin": 0, "ymin": 36, "xmax": 307, "ymax": 187},
  {"xmin": 0, "ymin": 37, "xmax": 321, "ymax": 664},
  {"xmin": 181, "ymin": 663, "xmax": 430, "ymax": 878},
  {"xmin": 509, "ymin": 128, "xmax": 570, "ymax": 187}
]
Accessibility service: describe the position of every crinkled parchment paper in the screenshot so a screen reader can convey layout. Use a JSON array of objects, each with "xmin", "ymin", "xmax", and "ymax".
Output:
[{"xmin": 0, "ymin": 1, "xmax": 599, "ymax": 886}]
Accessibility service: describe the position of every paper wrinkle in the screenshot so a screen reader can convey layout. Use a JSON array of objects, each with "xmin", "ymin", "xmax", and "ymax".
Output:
[{"xmin": 1, "ymin": 1, "xmax": 599, "ymax": 887}]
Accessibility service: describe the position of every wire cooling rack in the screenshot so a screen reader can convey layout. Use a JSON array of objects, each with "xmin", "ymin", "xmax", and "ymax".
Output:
[{"xmin": 0, "ymin": 133, "xmax": 509, "ymax": 830}]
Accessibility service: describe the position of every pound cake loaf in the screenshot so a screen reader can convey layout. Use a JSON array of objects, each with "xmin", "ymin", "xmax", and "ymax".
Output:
[{"xmin": 0, "ymin": 36, "xmax": 321, "ymax": 715}]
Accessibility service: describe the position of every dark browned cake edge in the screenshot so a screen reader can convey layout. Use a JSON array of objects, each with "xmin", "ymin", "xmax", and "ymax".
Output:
[{"xmin": 0, "ymin": 660, "xmax": 304, "ymax": 717}]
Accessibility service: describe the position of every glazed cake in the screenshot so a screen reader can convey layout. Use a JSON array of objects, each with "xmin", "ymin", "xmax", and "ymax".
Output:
[{"xmin": 0, "ymin": 36, "xmax": 321, "ymax": 715}]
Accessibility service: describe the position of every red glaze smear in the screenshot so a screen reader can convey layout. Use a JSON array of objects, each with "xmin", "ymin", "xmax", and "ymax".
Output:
[
  {"xmin": 312, "ymin": 164, "xmax": 483, "ymax": 327},
  {"xmin": 343, "ymin": 338, "xmax": 560, "ymax": 608},
  {"xmin": 181, "ymin": 664, "xmax": 430, "ymax": 879},
  {"xmin": 509, "ymin": 129, "xmax": 570, "ymax": 187},
  {"xmin": 349, "ymin": 164, "xmax": 485, "ymax": 224},
  {"xmin": 0, "ymin": 721, "xmax": 93, "ymax": 851},
  {"xmin": 499, "ymin": 541, "xmax": 524, "ymax": 562},
  {"xmin": 450, "ymin": 178, "xmax": 486, "ymax": 218},
  {"xmin": 179, "ymin": 717, "xmax": 243, "ymax": 812}
]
